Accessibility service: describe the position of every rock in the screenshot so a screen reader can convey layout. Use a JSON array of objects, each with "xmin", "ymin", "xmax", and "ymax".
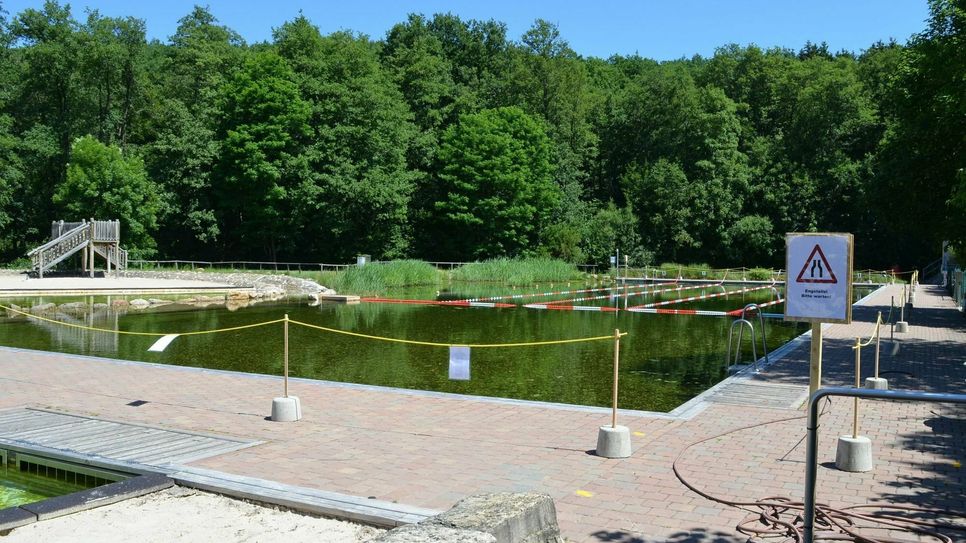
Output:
[
  {"xmin": 374, "ymin": 524, "xmax": 495, "ymax": 543},
  {"xmin": 129, "ymin": 299, "xmax": 150, "ymax": 309},
  {"xmin": 111, "ymin": 300, "xmax": 129, "ymax": 308},
  {"xmin": 227, "ymin": 290, "xmax": 250, "ymax": 300},
  {"xmin": 58, "ymin": 302, "xmax": 88, "ymax": 313},
  {"xmin": 92, "ymin": 303, "xmax": 109, "ymax": 310},
  {"xmin": 225, "ymin": 300, "xmax": 249, "ymax": 311},
  {"xmin": 29, "ymin": 303, "xmax": 56, "ymax": 314},
  {"xmin": 147, "ymin": 298, "xmax": 172, "ymax": 305},
  {"xmin": 427, "ymin": 493, "xmax": 563, "ymax": 543}
]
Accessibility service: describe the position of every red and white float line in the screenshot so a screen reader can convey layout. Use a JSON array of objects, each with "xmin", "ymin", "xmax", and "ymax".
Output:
[
  {"xmin": 454, "ymin": 281, "xmax": 677, "ymax": 304},
  {"xmin": 544, "ymin": 281, "xmax": 720, "ymax": 306},
  {"xmin": 629, "ymin": 298, "xmax": 785, "ymax": 317},
  {"xmin": 361, "ymin": 297, "xmax": 516, "ymax": 308},
  {"xmin": 521, "ymin": 304, "xmax": 620, "ymax": 312},
  {"xmin": 629, "ymin": 284, "xmax": 774, "ymax": 310}
]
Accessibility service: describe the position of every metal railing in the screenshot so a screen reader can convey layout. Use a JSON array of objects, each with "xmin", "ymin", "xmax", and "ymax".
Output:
[{"xmin": 803, "ymin": 387, "xmax": 966, "ymax": 543}]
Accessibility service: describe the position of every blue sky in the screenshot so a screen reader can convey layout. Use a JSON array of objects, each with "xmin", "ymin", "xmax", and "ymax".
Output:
[{"xmin": 3, "ymin": 0, "xmax": 929, "ymax": 60}]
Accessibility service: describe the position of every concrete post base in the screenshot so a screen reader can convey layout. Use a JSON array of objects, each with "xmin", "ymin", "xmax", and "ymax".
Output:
[
  {"xmin": 596, "ymin": 425, "xmax": 632, "ymax": 459},
  {"xmin": 271, "ymin": 396, "xmax": 302, "ymax": 422},
  {"xmin": 835, "ymin": 435, "xmax": 873, "ymax": 472},
  {"xmin": 864, "ymin": 377, "xmax": 889, "ymax": 390},
  {"xmin": 895, "ymin": 321, "xmax": 909, "ymax": 333}
]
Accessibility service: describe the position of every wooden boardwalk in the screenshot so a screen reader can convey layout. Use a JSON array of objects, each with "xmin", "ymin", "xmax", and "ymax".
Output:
[{"xmin": 0, "ymin": 408, "xmax": 259, "ymax": 468}]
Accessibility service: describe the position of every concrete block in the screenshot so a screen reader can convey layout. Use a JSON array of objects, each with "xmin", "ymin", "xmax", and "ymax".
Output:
[
  {"xmin": 595, "ymin": 425, "xmax": 632, "ymax": 459},
  {"xmin": 271, "ymin": 396, "xmax": 301, "ymax": 422},
  {"xmin": 864, "ymin": 377, "xmax": 889, "ymax": 390},
  {"xmin": 374, "ymin": 523, "xmax": 495, "ymax": 542},
  {"xmin": 835, "ymin": 435, "xmax": 873, "ymax": 472},
  {"xmin": 0, "ymin": 507, "xmax": 36, "ymax": 532},
  {"xmin": 428, "ymin": 492, "xmax": 562, "ymax": 543},
  {"xmin": 895, "ymin": 321, "xmax": 909, "ymax": 333}
]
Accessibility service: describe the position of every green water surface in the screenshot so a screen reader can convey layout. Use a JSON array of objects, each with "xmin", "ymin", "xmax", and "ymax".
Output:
[
  {"xmin": 0, "ymin": 283, "xmax": 874, "ymax": 412},
  {"xmin": 0, "ymin": 466, "xmax": 92, "ymax": 508}
]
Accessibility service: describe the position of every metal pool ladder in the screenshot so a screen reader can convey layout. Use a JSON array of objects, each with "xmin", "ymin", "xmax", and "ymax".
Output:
[{"xmin": 725, "ymin": 303, "xmax": 769, "ymax": 373}]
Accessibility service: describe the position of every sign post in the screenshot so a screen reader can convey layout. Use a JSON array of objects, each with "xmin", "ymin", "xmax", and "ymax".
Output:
[{"xmin": 785, "ymin": 233, "xmax": 853, "ymax": 397}]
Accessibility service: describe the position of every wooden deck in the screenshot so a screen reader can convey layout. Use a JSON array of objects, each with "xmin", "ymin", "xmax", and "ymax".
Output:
[{"xmin": 0, "ymin": 408, "xmax": 259, "ymax": 468}]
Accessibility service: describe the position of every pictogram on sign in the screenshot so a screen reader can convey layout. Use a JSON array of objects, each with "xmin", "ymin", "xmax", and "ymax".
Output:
[{"xmin": 796, "ymin": 244, "xmax": 837, "ymax": 284}]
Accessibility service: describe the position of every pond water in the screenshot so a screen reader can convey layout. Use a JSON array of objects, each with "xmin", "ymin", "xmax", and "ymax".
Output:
[
  {"xmin": 0, "ymin": 464, "xmax": 94, "ymax": 508},
  {"xmin": 0, "ymin": 282, "xmax": 875, "ymax": 412}
]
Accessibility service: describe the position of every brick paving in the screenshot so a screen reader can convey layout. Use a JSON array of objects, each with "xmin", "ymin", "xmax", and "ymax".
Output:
[{"xmin": 0, "ymin": 283, "xmax": 964, "ymax": 541}]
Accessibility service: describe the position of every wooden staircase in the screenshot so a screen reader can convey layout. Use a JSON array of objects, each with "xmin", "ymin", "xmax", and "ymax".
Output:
[{"xmin": 27, "ymin": 220, "xmax": 127, "ymax": 278}]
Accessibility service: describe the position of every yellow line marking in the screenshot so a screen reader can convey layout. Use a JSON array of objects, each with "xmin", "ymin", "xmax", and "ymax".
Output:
[{"xmin": 575, "ymin": 490, "xmax": 594, "ymax": 498}]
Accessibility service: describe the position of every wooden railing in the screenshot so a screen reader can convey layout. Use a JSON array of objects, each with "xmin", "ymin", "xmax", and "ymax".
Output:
[{"xmin": 49, "ymin": 220, "xmax": 119, "ymax": 242}]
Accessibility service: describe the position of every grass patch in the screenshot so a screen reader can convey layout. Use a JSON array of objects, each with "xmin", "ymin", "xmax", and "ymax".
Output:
[
  {"xmin": 449, "ymin": 258, "xmax": 582, "ymax": 286},
  {"xmin": 332, "ymin": 260, "xmax": 441, "ymax": 294}
]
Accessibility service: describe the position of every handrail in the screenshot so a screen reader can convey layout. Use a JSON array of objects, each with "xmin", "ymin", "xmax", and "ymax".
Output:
[
  {"xmin": 26, "ymin": 223, "xmax": 89, "ymax": 256},
  {"xmin": 804, "ymin": 387, "xmax": 966, "ymax": 543}
]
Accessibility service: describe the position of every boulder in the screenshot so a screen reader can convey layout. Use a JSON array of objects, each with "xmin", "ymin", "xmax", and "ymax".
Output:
[
  {"xmin": 426, "ymin": 493, "xmax": 562, "ymax": 543},
  {"xmin": 147, "ymin": 298, "xmax": 172, "ymax": 306},
  {"xmin": 111, "ymin": 299, "xmax": 129, "ymax": 308},
  {"xmin": 227, "ymin": 290, "xmax": 251, "ymax": 301},
  {"xmin": 58, "ymin": 302, "xmax": 88, "ymax": 314},
  {"xmin": 374, "ymin": 524, "xmax": 495, "ymax": 543},
  {"xmin": 29, "ymin": 303, "xmax": 56, "ymax": 314},
  {"xmin": 129, "ymin": 299, "xmax": 150, "ymax": 309}
]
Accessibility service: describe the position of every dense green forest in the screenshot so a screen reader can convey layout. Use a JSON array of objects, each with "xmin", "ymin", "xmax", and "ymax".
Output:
[{"xmin": 0, "ymin": 1, "xmax": 962, "ymax": 268}]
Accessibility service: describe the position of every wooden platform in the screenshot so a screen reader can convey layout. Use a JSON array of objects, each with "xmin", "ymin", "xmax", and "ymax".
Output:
[
  {"xmin": 0, "ymin": 408, "xmax": 259, "ymax": 467},
  {"xmin": 320, "ymin": 294, "xmax": 360, "ymax": 303}
]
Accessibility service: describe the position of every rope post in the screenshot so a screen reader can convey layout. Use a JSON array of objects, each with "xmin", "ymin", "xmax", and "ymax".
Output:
[
  {"xmin": 835, "ymin": 338, "xmax": 873, "ymax": 472},
  {"xmin": 874, "ymin": 312, "xmax": 881, "ymax": 379},
  {"xmin": 284, "ymin": 313, "xmax": 289, "ymax": 398},
  {"xmin": 597, "ymin": 328, "xmax": 631, "ymax": 458},
  {"xmin": 612, "ymin": 328, "xmax": 620, "ymax": 429},
  {"xmin": 853, "ymin": 337, "xmax": 860, "ymax": 439},
  {"xmin": 271, "ymin": 313, "xmax": 301, "ymax": 422}
]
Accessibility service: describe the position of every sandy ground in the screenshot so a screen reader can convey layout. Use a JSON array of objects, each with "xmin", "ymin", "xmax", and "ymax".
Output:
[
  {"xmin": 4, "ymin": 487, "xmax": 385, "ymax": 543},
  {"xmin": 0, "ymin": 272, "xmax": 232, "ymax": 291}
]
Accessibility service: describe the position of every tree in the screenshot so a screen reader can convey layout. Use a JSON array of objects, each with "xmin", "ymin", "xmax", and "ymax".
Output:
[
  {"xmin": 877, "ymin": 0, "xmax": 966, "ymax": 262},
  {"xmin": 54, "ymin": 135, "xmax": 159, "ymax": 254},
  {"xmin": 144, "ymin": 6, "xmax": 243, "ymax": 257},
  {"xmin": 434, "ymin": 107, "xmax": 558, "ymax": 259},
  {"xmin": 214, "ymin": 50, "xmax": 310, "ymax": 259},
  {"xmin": 275, "ymin": 19, "xmax": 419, "ymax": 260}
]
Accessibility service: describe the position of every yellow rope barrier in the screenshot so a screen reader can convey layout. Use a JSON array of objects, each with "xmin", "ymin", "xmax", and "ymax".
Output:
[
  {"xmin": 852, "ymin": 313, "xmax": 883, "ymax": 349},
  {"xmin": 289, "ymin": 319, "xmax": 625, "ymax": 348},
  {"xmin": 0, "ymin": 303, "xmax": 626, "ymax": 348},
  {"xmin": 0, "ymin": 303, "xmax": 284, "ymax": 337}
]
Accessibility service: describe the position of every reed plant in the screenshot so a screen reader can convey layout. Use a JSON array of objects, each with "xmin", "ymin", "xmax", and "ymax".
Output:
[
  {"xmin": 333, "ymin": 260, "xmax": 441, "ymax": 293},
  {"xmin": 449, "ymin": 258, "xmax": 582, "ymax": 286}
]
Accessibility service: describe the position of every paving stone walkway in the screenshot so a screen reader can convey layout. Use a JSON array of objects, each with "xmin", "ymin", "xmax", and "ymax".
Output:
[{"xmin": 0, "ymin": 283, "xmax": 963, "ymax": 542}]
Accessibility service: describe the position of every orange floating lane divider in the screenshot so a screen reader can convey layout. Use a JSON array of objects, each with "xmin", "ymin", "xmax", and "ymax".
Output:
[{"xmin": 631, "ymin": 284, "xmax": 773, "ymax": 310}]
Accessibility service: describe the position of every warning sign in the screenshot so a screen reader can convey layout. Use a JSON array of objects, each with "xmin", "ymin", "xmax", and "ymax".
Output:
[
  {"xmin": 795, "ymin": 244, "xmax": 837, "ymax": 284},
  {"xmin": 785, "ymin": 233, "xmax": 853, "ymax": 323}
]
